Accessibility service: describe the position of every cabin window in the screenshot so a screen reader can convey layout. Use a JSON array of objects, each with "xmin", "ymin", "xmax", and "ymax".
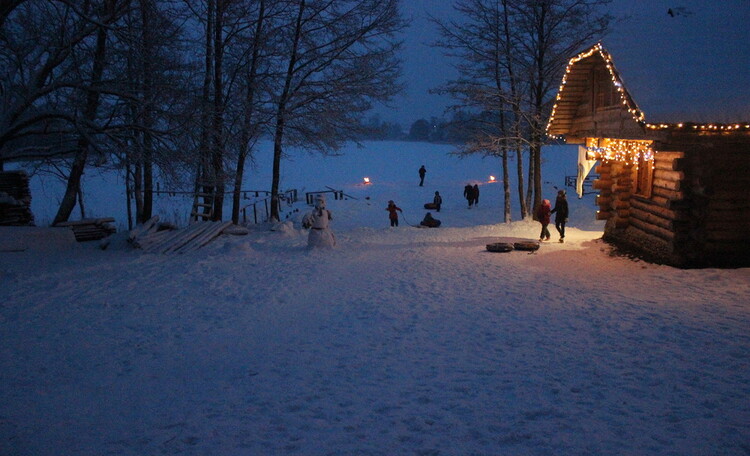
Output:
[
  {"xmin": 593, "ymin": 68, "xmax": 616, "ymax": 109},
  {"xmin": 635, "ymin": 154, "xmax": 653, "ymax": 197}
]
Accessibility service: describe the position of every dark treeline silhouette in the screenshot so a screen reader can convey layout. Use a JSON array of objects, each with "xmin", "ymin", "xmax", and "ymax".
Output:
[{"xmin": 357, "ymin": 110, "xmax": 497, "ymax": 144}]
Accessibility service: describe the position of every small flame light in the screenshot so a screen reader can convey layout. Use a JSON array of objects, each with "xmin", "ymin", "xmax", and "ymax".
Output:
[
  {"xmin": 489, "ymin": 175, "xmax": 496, "ymax": 182},
  {"xmin": 363, "ymin": 177, "xmax": 371, "ymax": 184}
]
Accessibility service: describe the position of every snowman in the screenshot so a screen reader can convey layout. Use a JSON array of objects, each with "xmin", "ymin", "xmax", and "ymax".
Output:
[{"xmin": 302, "ymin": 195, "xmax": 336, "ymax": 248}]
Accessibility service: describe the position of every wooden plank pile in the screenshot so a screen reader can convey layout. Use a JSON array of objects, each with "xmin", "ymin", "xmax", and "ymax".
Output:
[
  {"xmin": 0, "ymin": 171, "xmax": 34, "ymax": 226},
  {"xmin": 129, "ymin": 216, "xmax": 233, "ymax": 254},
  {"xmin": 55, "ymin": 217, "xmax": 116, "ymax": 242}
]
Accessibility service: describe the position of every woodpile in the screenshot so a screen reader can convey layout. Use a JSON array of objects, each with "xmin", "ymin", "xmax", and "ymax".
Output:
[
  {"xmin": 129, "ymin": 216, "xmax": 233, "ymax": 254},
  {"xmin": 55, "ymin": 218, "xmax": 116, "ymax": 242},
  {"xmin": 0, "ymin": 171, "xmax": 34, "ymax": 226}
]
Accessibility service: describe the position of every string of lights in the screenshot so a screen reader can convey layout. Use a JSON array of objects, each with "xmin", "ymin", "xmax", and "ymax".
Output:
[
  {"xmin": 645, "ymin": 123, "xmax": 750, "ymax": 131},
  {"xmin": 545, "ymin": 44, "xmax": 750, "ymax": 139},
  {"xmin": 546, "ymin": 43, "xmax": 644, "ymax": 136},
  {"xmin": 586, "ymin": 139, "xmax": 654, "ymax": 167}
]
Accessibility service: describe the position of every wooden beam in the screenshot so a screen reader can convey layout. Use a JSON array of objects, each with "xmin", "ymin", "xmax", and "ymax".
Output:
[
  {"xmin": 629, "ymin": 197, "xmax": 687, "ymax": 221},
  {"xmin": 630, "ymin": 206, "xmax": 673, "ymax": 230},
  {"xmin": 629, "ymin": 217, "xmax": 675, "ymax": 242},
  {"xmin": 653, "ymin": 151, "xmax": 685, "ymax": 160},
  {"xmin": 652, "ymin": 178, "xmax": 680, "ymax": 191},
  {"xmin": 654, "ymin": 169, "xmax": 684, "ymax": 181},
  {"xmin": 651, "ymin": 186, "xmax": 684, "ymax": 201}
]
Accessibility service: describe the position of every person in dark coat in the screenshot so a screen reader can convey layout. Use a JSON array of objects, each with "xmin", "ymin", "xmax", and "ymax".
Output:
[
  {"xmin": 472, "ymin": 184, "xmax": 480, "ymax": 206},
  {"xmin": 551, "ymin": 189, "xmax": 569, "ymax": 243},
  {"xmin": 433, "ymin": 191, "xmax": 442, "ymax": 212},
  {"xmin": 420, "ymin": 212, "xmax": 441, "ymax": 227},
  {"xmin": 418, "ymin": 165, "xmax": 426, "ymax": 186},
  {"xmin": 536, "ymin": 199, "xmax": 552, "ymax": 241},
  {"xmin": 386, "ymin": 200, "xmax": 403, "ymax": 227},
  {"xmin": 463, "ymin": 184, "xmax": 475, "ymax": 208}
]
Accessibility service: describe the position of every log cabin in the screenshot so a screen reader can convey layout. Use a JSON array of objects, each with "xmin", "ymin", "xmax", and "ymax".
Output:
[{"xmin": 547, "ymin": 43, "xmax": 750, "ymax": 268}]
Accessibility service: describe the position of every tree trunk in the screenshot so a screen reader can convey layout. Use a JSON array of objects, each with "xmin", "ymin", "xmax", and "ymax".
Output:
[
  {"xmin": 211, "ymin": 0, "xmax": 225, "ymax": 221},
  {"xmin": 196, "ymin": 0, "xmax": 215, "ymax": 218},
  {"xmin": 139, "ymin": 0, "xmax": 154, "ymax": 223},
  {"xmin": 271, "ymin": 0, "xmax": 305, "ymax": 222},
  {"xmin": 53, "ymin": 2, "xmax": 110, "ymax": 225},
  {"xmin": 125, "ymin": 160, "xmax": 133, "ymax": 230},
  {"xmin": 531, "ymin": 131, "xmax": 542, "ymax": 217},
  {"xmin": 526, "ymin": 149, "xmax": 534, "ymax": 214},
  {"xmin": 502, "ymin": 146, "xmax": 510, "ymax": 223},
  {"xmin": 134, "ymin": 156, "xmax": 144, "ymax": 219},
  {"xmin": 515, "ymin": 146, "xmax": 526, "ymax": 218},
  {"xmin": 231, "ymin": 0, "xmax": 265, "ymax": 225}
]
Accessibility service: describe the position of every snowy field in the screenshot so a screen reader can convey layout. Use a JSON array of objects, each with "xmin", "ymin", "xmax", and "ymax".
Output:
[{"xmin": 1, "ymin": 141, "xmax": 749, "ymax": 455}]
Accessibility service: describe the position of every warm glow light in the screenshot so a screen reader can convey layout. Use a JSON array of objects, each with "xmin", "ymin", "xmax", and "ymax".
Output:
[
  {"xmin": 489, "ymin": 175, "xmax": 496, "ymax": 182},
  {"xmin": 585, "ymin": 138, "xmax": 654, "ymax": 165},
  {"xmin": 363, "ymin": 177, "xmax": 371, "ymax": 184}
]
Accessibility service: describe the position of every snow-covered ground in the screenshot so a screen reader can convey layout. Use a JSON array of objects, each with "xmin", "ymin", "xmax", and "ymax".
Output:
[{"xmin": 2, "ymin": 141, "xmax": 749, "ymax": 455}]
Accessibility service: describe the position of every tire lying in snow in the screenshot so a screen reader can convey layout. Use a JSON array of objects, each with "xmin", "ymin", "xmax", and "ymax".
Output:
[
  {"xmin": 486, "ymin": 242, "xmax": 514, "ymax": 253},
  {"xmin": 513, "ymin": 241, "xmax": 540, "ymax": 251}
]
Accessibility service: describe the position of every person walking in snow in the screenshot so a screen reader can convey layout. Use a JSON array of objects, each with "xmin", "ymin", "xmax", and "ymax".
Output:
[
  {"xmin": 536, "ymin": 199, "xmax": 552, "ymax": 242},
  {"xmin": 472, "ymin": 184, "xmax": 480, "ymax": 206},
  {"xmin": 463, "ymin": 184, "xmax": 475, "ymax": 208},
  {"xmin": 551, "ymin": 189, "xmax": 569, "ymax": 243},
  {"xmin": 433, "ymin": 191, "xmax": 442, "ymax": 212},
  {"xmin": 386, "ymin": 200, "xmax": 403, "ymax": 227},
  {"xmin": 418, "ymin": 165, "xmax": 426, "ymax": 186},
  {"xmin": 302, "ymin": 195, "xmax": 335, "ymax": 248}
]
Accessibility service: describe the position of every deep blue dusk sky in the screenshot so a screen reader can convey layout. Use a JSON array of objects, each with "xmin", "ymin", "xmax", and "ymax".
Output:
[{"xmin": 375, "ymin": 0, "xmax": 750, "ymax": 127}]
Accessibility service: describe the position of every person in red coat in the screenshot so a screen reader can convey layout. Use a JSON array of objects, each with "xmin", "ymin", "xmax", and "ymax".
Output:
[
  {"xmin": 536, "ymin": 199, "xmax": 551, "ymax": 241},
  {"xmin": 386, "ymin": 200, "xmax": 403, "ymax": 227}
]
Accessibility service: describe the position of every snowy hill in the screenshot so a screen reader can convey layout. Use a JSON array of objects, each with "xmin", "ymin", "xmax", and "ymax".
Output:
[{"xmin": 2, "ymin": 141, "xmax": 749, "ymax": 455}]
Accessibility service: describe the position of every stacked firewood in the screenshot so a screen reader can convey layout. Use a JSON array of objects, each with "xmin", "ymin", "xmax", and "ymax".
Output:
[
  {"xmin": 0, "ymin": 171, "xmax": 34, "ymax": 226},
  {"xmin": 55, "ymin": 218, "xmax": 117, "ymax": 242},
  {"xmin": 129, "ymin": 215, "xmax": 233, "ymax": 254}
]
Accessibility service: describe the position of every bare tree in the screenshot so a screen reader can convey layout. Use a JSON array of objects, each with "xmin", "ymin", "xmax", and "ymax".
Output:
[
  {"xmin": 268, "ymin": 0, "xmax": 405, "ymax": 221},
  {"xmin": 433, "ymin": 0, "xmax": 611, "ymax": 219},
  {"xmin": 513, "ymin": 0, "xmax": 611, "ymax": 215},
  {"xmin": 53, "ymin": 0, "xmax": 129, "ymax": 224},
  {"xmin": 431, "ymin": 0, "xmax": 527, "ymax": 222}
]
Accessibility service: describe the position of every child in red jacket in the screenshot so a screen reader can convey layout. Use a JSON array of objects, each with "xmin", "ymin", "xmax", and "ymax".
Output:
[
  {"xmin": 386, "ymin": 200, "xmax": 403, "ymax": 227},
  {"xmin": 536, "ymin": 199, "xmax": 551, "ymax": 241}
]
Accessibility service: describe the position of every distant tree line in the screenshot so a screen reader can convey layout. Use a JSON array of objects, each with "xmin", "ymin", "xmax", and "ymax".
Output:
[
  {"xmin": 0, "ymin": 0, "xmax": 405, "ymax": 226},
  {"xmin": 358, "ymin": 111, "xmax": 496, "ymax": 144}
]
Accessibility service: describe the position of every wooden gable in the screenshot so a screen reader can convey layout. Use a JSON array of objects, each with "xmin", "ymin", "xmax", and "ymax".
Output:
[{"xmin": 547, "ymin": 44, "xmax": 649, "ymax": 142}]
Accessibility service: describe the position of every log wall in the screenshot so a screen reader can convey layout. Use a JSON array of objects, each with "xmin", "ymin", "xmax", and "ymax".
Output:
[
  {"xmin": 675, "ymin": 136, "xmax": 750, "ymax": 267},
  {"xmin": 598, "ymin": 134, "xmax": 750, "ymax": 268}
]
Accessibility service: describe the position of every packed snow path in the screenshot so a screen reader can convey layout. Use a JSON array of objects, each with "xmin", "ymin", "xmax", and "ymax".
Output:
[{"xmin": 2, "ymin": 224, "xmax": 749, "ymax": 455}]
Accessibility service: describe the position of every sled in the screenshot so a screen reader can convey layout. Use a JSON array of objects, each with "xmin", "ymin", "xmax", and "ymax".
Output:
[
  {"xmin": 486, "ymin": 242, "xmax": 514, "ymax": 253},
  {"xmin": 513, "ymin": 241, "xmax": 540, "ymax": 251},
  {"xmin": 423, "ymin": 203, "xmax": 438, "ymax": 210}
]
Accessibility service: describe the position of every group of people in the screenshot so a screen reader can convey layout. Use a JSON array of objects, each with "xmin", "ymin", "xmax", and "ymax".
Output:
[
  {"xmin": 463, "ymin": 184, "xmax": 480, "ymax": 208},
  {"xmin": 536, "ymin": 189, "xmax": 569, "ymax": 243},
  {"xmin": 302, "ymin": 163, "xmax": 571, "ymax": 249}
]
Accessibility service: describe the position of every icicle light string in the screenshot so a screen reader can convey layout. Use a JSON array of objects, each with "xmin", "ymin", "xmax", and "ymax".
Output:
[{"xmin": 586, "ymin": 139, "xmax": 654, "ymax": 168}]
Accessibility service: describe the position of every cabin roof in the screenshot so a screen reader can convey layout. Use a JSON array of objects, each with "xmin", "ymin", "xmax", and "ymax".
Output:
[
  {"xmin": 546, "ymin": 44, "xmax": 644, "ymax": 138},
  {"xmin": 547, "ymin": 43, "xmax": 750, "ymax": 139}
]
